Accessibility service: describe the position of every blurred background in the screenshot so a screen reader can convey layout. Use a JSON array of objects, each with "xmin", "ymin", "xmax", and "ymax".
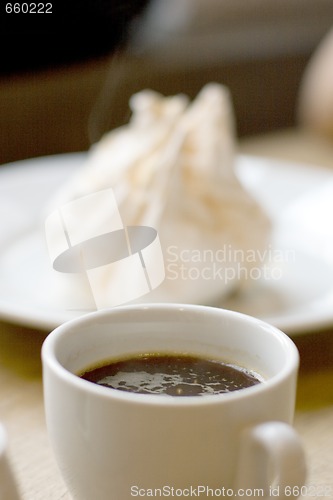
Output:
[{"xmin": 1, "ymin": 0, "xmax": 333, "ymax": 165}]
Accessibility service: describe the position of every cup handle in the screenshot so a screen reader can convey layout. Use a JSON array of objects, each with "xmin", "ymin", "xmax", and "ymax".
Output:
[{"xmin": 235, "ymin": 421, "xmax": 307, "ymax": 499}]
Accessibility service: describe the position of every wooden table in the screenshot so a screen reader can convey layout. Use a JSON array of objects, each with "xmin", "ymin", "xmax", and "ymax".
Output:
[{"xmin": 1, "ymin": 128, "xmax": 333, "ymax": 498}]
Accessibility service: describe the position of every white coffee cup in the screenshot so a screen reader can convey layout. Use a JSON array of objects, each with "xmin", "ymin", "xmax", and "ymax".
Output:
[
  {"xmin": 0, "ymin": 423, "xmax": 20, "ymax": 500},
  {"xmin": 42, "ymin": 304, "xmax": 306, "ymax": 499}
]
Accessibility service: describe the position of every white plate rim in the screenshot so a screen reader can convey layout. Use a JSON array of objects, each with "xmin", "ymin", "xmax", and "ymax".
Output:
[{"xmin": 1, "ymin": 152, "xmax": 333, "ymax": 335}]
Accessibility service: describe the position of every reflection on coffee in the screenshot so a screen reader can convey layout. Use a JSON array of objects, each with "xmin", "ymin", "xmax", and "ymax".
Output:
[{"xmin": 79, "ymin": 354, "xmax": 262, "ymax": 396}]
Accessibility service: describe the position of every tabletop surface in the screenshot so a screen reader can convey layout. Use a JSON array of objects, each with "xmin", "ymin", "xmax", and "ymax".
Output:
[{"xmin": 1, "ymin": 128, "xmax": 333, "ymax": 499}]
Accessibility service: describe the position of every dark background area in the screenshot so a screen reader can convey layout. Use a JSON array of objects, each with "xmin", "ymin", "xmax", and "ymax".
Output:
[
  {"xmin": 1, "ymin": 0, "xmax": 333, "ymax": 165},
  {"xmin": 1, "ymin": 0, "xmax": 150, "ymax": 75}
]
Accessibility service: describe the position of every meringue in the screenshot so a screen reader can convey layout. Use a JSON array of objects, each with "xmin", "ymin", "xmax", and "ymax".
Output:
[{"xmin": 46, "ymin": 83, "xmax": 271, "ymax": 307}]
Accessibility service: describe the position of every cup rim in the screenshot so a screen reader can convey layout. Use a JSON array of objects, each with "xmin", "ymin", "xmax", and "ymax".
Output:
[{"xmin": 42, "ymin": 303, "xmax": 299, "ymax": 406}]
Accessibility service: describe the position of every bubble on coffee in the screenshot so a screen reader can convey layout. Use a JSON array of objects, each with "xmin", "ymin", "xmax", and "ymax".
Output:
[{"xmin": 80, "ymin": 354, "xmax": 263, "ymax": 397}]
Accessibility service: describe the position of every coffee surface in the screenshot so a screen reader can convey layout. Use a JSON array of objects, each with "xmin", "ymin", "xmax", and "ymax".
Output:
[{"xmin": 79, "ymin": 354, "xmax": 262, "ymax": 396}]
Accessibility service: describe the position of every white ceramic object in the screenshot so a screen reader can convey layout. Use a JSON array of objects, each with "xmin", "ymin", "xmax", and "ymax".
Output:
[
  {"xmin": 0, "ymin": 423, "xmax": 20, "ymax": 500},
  {"xmin": 2, "ymin": 154, "xmax": 333, "ymax": 333},
  {"xmin": 42, "ymin": 304, "xmax": 306, "ymax": 499}
]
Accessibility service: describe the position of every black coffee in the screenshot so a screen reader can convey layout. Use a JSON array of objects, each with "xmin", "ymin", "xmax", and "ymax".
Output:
[{"xmin": 79, "ymin": 354, "xmax": 262, "ymax": 396}]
